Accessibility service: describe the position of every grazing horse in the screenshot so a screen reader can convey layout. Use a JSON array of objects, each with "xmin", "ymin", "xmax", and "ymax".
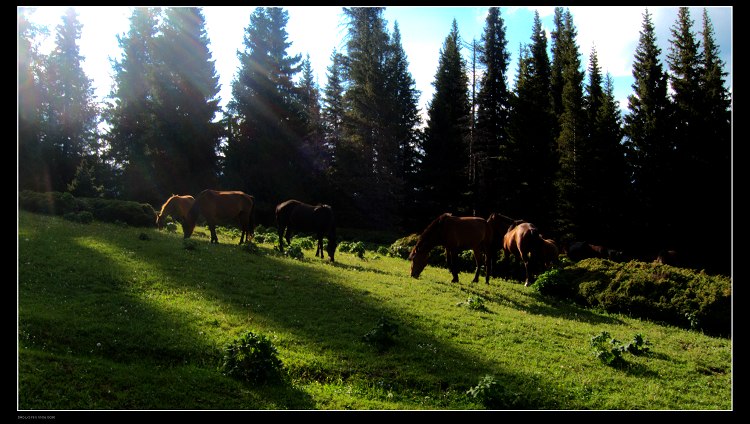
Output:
[
  {"xmin": 409, "ymin": 213, "xmax": 492, "ymax": 284},
  {"xmin": 501, "ymin": 220, "xmax": 545, "ymax": 286},
  {"xmin": 568, "ymin": 241, "xmax": 623, "ymax": 262},
  {"xmin": 183, "ymin": 189, "xmax": 255, "ymax": 244},
  {"xmin": 156, "ymin": 194, "xmax": 195, "ymax": 230},
  {"xmin": 540, "ymin": 238, "xmax": 559, "ymax": 269},
  {"xmin": 655, "ymin": 249, "xmax": 679, "ymax": 266},
  {"xmin": 276, "ymin": 199, "xmax": 337, "ymax": 261}
]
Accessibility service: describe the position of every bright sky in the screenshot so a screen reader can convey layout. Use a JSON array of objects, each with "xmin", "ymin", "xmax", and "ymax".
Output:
[{"xmin": 20, "ymin": 6, "xmax": 732, "ymax": 120}]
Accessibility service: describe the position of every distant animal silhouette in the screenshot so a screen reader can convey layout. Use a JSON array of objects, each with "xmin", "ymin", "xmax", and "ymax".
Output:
[
  {"xmin": 183, "ymin": 190, "xmax": 255, "ymax": 244},
  {"xmin": 654, "ymin": 249, "xmax": 679, "ymax": 266},
  {"xmin": 276, "ymin": 199, "xmax": 337, "ymax": 262},
  {"xmin": 568, "ymin": 241, "xmax": 623, "ymax": 262}
]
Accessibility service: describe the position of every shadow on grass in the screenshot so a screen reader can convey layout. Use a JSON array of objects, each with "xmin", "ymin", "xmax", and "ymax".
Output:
[{"xmin": 18, "ymin": 213, "xmax": 629, "ymax": 410}]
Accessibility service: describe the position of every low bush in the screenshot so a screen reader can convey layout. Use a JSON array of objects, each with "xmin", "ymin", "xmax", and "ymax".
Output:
[
  {"xmin": 219, "ymin": 331, "xmax": 284, "ymax": 385},
  {"xmin": 19, "ymin": 190, "xmax": 156, "ymax": 227},
  {"xmin": 532, "ymin": 259, "xmax": 731, "ymax": 336}
]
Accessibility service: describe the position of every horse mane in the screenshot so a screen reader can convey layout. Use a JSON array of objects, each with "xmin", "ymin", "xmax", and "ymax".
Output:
[
  {"xmin": 418, "ymin": 213, "xmax": 451, "ymax": 250},
  {"xmin": 158, "ymin": 194, "xmax": 177, "ymax": 216}
]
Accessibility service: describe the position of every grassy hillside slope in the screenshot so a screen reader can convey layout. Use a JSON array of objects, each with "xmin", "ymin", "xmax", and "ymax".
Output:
[{"xmin": 17, "ymin": 211, "xmax": 732, "ymax": 410}]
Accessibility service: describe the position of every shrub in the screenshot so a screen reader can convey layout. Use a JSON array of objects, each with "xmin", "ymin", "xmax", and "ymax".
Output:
[
  {"xmin": 285, "ymin": 244, "xmax": 304, "ymax": 260},
  {"xmin": 590, "ymin": 331, "xmax": 652, "ymax": 366},
  {"xmin": 219, "ymin": 331, "xmax": 284, "ymax": 384},
  {"xmin": 165, "ymin": 221, "xmax": 178, "ymax": 233},
  {"xmin": 63, "ymin": 211, "xmax": 94, "ymax": 224},
  {"xmin": 535, "ymin": 259, "xmax": 730, "ymax": 336},
  {"xmin": 362, "ymin": 316, "xmax": 399, "ymax": 353}
]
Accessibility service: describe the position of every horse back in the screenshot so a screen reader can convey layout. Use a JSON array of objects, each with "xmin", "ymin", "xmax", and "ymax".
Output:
[{"xmin": 445, "ymin": 216, "xmax": 491, "ymax": 249}]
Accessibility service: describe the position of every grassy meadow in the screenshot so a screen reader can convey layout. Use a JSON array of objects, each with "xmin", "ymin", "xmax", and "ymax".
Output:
[{"xmin": 17, "ymin": 210, "xmax": 732, "ymax": 410}]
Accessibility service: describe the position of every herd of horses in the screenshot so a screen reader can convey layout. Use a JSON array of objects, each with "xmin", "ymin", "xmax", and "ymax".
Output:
[
  {"xmin": 156, "ymin": 189, "xmax": 665, "ymax": 286},
  {"xmin": 156, "ymin": 190, "xmax": 337, "ymax": 261}
]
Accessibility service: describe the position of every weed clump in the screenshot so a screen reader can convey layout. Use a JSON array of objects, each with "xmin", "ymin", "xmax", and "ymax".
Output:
[{"xmin": 219, "ymin": 331, "xmax": 284, "ymax": 384}]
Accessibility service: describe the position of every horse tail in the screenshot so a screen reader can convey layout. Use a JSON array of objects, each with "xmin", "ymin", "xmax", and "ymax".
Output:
[{"xmin": 183, "ymin": 194, "xmax": 202, "ymax": 238}]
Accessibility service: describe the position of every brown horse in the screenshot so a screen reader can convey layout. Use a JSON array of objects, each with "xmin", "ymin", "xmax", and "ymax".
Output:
[
  {"xmin": 183, "ymin": 189, "xmax": 255, "ymax": 244},
  {"xmin": 156, "ymin": 194, "xmax": 195, "ymax": 230},
  {"xmin": 409, "ymin": 213, "xmax": 492, "ymax": 284},
  {"xmin": 276, "ymin": 199, "xmax": 337, "ymax": 261},
  {"xmin": 540, "ymin": 238, "xmax": 559, "ymax": 269},
  {"xmin": 495, "ymin": 218, "xmax": 545, "ymax": 286}
]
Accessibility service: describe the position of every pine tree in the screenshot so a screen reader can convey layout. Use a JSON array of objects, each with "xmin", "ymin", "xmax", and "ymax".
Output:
[
  {"xmin": 698, "ymin": 8, "xmax": 731, "ymax": 273},
  {"xmin": 473, "ymin": 7, "xmax": 511, "ymax": 216},
  {"xmin": 39, "ymin": 7, "xmax": 100, "ymax": 193},
  {"xmin": 106, "ymin": 7, "xmax": 162, "ymax": 203},
  {"xmin": 322, "ymin": 49, "xmax": 345, "ymax": 173},
  {"xmin": 421, "ymin": 19, "xmax": 471, "ymax": 219},
  {"xmin": 581, "ymin": 48, "xmax": 626, "ymax": 244},
  {"xmin": 18, "ymin": 8, "xmax": 46, "ymax": 191},
  {"xmin": 507, "ymin": 10, "xmax": 557, "ymax": 232},
  {"xmin": 299, "ymin": 54, "xmax": 327, "ymax": 174},
  {"xmin": 666, "ymin": 7, "xmax": 730, "ymax": 272},
  {"xmin": 152, "ymin": 7, "xmax": 222, "ymax": 196},
  {"xmin": 224, "ymin": 7, "xmax": 305, "ymax": 207},
  {"xmin": 551, "ymin": 8, "xmax": 585, "ymax": 242},
  {"xmin": 622, "ymin": 8, "xmax": 674, "ymax": 256}
]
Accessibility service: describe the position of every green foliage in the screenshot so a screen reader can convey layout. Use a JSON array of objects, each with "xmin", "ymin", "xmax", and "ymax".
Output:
[
  {"xmin": 165, "ymin": 221, "xmax": 178, "ymax": 233},
  {"xmin": 219, "ymin": 331, "xmax": 284, "ymax": 385},
  {"xmin": 285, "ymin": 244, "xmax": 304, "ymax": 260},
  {"xmin": 183, "ymin": 239, "xmax": 198, "ymax": 251},
  {"xmin": 339, "ymin": 241, "xmax": 366, "ymax": 259},
  {"xmin": 463, "ymin": 296, "xmax": 489, "ymax": 312},
  {"xmin": 294, "ymin": 237, "xmax": 316, "ymax": 251},
  {"xmin": 362, "ymin": 316, "xmax": 399, "ymax": 353},
  {"xmin": 241, "ymin": 240, "xmax": 261, "ymax": 255},
  {"xmin": 590, "ymin": 331, "xmax": 652, "ymax": 366},
  {"xmin": 533, "ymin": 259, "xmax": 730, "ymax": 336},
  {"xmin": 63, "ymin": 211, "xmax": 94, "ymax": 224},
  {"xmin": 19, "ymin": 190, "xmax": 157, "ymax": 227},
  {"xmin": 388, "ymin": 234, "xmax": 419, "ymax": 259}
]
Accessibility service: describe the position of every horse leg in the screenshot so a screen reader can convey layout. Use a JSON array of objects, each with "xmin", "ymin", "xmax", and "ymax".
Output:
[
  {"xmin": 316, "ymin": 234, "xmax": 323, "ymax": 258},
  {"xmin": 471, "ymin": 248, "xmax": 481, "ymax": 283},
  {"xmin": 449, "ymin": 249, "xmax": 459, "ymax": 283},
  {"xmin": 209, "ymin": 224, "xmax": 218, "ymax": 244}
]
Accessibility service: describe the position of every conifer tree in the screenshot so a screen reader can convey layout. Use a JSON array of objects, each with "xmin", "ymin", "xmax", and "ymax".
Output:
[
  {"xmin": 106, "ymin": 7, "xmax": 162, "ymax": 202},
  {"xmin": 420, "ymin": 19, "xmax": 471, "ymax": 219},
  {"xmin": 697, "ymin": 8, "xmax": 731, "ymax": 273},
  {"xmin": 666, "ymin": 7, "xmax": 730, "ymax": 272},
  {"xmin": 224, "ymin": 7, "xmax": 305, "ymax": 206},
  {"xmin": 39, "ymin": 7, "xmax": 100, "ymax": 193},
  {"xmin": 507, "ymin": 10, "xmax": 557, "ymax": 232},
  {"xmin": 298, "ymin": 54, "xmax": 326, "ymax": 174},
  {"xmin": 622, "ymin": 8, "xmax": 674, "ymax": 255},
  {"xmin": 473, "ymin": 7, "xmax": 511, "ymax": 216},
  {"xmin": 152, "ymin": 7, "xmax": 222, "ymax": 196},
  {"xmin": 18, "ymin": 8, "xmax": 46, "ymax": 191},
  {"xmin": 551, "ymin": 8, "xmax": 585, "ymax": 242},
  {"xmin": 322, "ymin": 50, "xmax": 345, "ymax": 173}
]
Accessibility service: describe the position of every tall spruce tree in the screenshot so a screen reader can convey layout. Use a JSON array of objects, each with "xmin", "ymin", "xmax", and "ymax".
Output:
[
  {"xmin": 223, "ymin": 6, "xmax": 305, "ymax": 214},
  {"xmin": 106, "ymin": 7, "xmax": 162, "ymax": 203},
  {"xmin": 383, "ymin": 22, "xmax": 422, "ymax": 229},
  {"xmin": 39, "ymin": 7, "xmax": 100, "ymax": 193},
  {"xmin": 151, "ymin": 7, "xmax": 222, "ymax": 197},
  {"xmin": 18, "ymin": 8, "xmax": 46, "ymax": 192},
  {"xmin": 551, "ymin": 8, "xmax": 585, "ymax": 242},
  {"xmin": 322, "ymin": 49, "xmax": 345, "ymax": 174},
  {"xmin": 622, "ymin": 8, "xmax": 674, "ymax": 257},
  {"xmin": 581, "ymin": 48, "xmax": 626, "ymax": 245},
  {"xmin": 420, "ymin": 19, "xmax": 471, "ymax": 220},
  {"xmin": 473, "ymin": 7, "xmax": 511, "ymax": 217},
  {"xmin": 666, "ymin": 7, "xmax": 730, "ymax": 272},
  {"xmin": 298, "ymin": 54, "xmax": 326, "ymax": 174},
  {"xmin": 507, "ymin": 10, "xmax": 557, "ymax": 232},
  {"xmin": 698, "ymin": 8, "xmax": 731, "ymax": 273}
]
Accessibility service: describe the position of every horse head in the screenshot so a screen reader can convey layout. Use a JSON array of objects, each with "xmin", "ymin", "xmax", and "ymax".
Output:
[{"xmin": 409, "ymin": 243, "xmax": 429, "ymax": 279}]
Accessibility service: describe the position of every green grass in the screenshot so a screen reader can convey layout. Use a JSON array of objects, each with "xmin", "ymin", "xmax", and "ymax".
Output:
[{"xmin": 17, "ymin": 211, "xmax": 732, "ymax": 410}]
